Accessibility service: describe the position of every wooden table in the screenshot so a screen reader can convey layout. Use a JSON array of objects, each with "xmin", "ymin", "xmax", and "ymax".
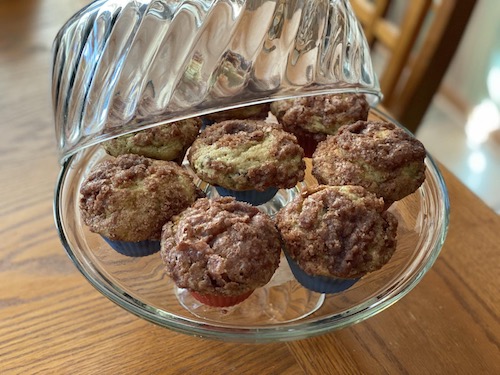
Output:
[{"xmin": 1, "ymin": 1, "xmax": 499, "ymax": 373}]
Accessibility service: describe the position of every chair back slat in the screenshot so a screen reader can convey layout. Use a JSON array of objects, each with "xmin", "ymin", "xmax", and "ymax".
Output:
[{"xmin": 350, "ymin": 0, "xmax": 477, "ymax": 133}]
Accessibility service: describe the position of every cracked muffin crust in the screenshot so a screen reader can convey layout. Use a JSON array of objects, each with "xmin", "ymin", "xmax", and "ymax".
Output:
[
  {"xmin": 161, "ymin": 197, "xmax": 282, "ymax": 296},
  {"xmin": 188, "ymin": 119, "xmax": 305, "ymax": 191},
  {"xmin": 79, "ymin": 154, "xmax": 202, "ymax": 242},
  {"xmin": 270, "ymin": 93, "xmax": 370, "ymax": 141},
  {"xmin": 276, "ymin": 185, "xmax": 398, "ymax": 279},
  {"xmin": 312, "ymin": 120, "xmax": 426, "ymax": 205}
]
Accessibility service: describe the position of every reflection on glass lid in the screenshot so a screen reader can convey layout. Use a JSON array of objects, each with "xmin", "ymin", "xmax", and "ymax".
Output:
[{"xmin": 52, "ymin": 0, "xmax": 380, "ymax": 162}]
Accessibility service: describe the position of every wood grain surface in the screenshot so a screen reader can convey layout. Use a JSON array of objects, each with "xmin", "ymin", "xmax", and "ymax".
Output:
[{"xmin": 0, "ymin": 1, "xmax": 499, "ymax": 374}]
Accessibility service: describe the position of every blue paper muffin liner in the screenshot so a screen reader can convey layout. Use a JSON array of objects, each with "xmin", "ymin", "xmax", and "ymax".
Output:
[
  {"xmin": 201, "ymin": 118, "xmax": 215, "ymax": 129},
  {"xmin": 285, "ymin": 253, "xmax": 359, "ymax": 294},
  {"xmin": 215, "ymin": 186, "xmax": 279, "ymax": 206},
  {"xmin": 102, "ymin": 236, "xmax": 160, "ymax": 257}
]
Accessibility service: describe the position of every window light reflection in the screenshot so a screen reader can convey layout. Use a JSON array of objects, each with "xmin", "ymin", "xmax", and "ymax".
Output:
[
  {"xmin": 467, "ymin": 150, "xmax": 487, "ymax": 173},
  {"xmin": 465, "ymin": 99, "xmax": 500, "ymax": 146}
]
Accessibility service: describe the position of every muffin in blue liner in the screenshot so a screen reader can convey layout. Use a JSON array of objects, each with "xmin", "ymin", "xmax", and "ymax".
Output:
[
  {"xmin": 102, "ymin": 237, "xmax": 160, "ymax": 257},
  {"xmin": 215, "ymin": 186, "xmax": 279, "ymax": 206},
  {"xmin": 188, "ymin": 120, "xmax": 305, "ymax": 202},
  {"xmin": 312, "ymin": 120, "xmax": 427, "ymax": 208},
  {"xmin": 79, "ymin": 154, "xmax": 203, "ymax": 255},
  {"xmin": 276, "ymin": 185, "xmax": 398, "ymax": 294},
  {"xmin": 101, "ymin": 118, "xmax": 202, "ymax": 164},
  {"xmin": 284, "ymin": 252, "xmax": 359, "ymax": 294}
]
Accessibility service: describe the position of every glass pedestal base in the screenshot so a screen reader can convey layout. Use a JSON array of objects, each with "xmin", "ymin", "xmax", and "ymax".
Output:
[
  {"xmin": 202, "ymin": 183, "xmax": 304, "ymax": 217},
  {"xmin": 175, "ymin": 257, "xmax": 325, "ymax": 324}
]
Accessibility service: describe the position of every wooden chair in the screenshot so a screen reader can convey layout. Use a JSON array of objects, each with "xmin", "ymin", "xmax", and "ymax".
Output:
[{"xmin": 350, "ymin": 0, "xmax": 477, "ymax": 133}]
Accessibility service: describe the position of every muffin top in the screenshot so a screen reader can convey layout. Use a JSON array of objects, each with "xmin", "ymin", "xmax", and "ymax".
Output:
[
  {"xmin": 312, "ymin": 120, "xmax": 426, "ymax": 204},
  {"xmin": 202, "ymin": 103, "xmax": 270, "ymax": 122},
  {"xmin": 276, "ymin": 185, "xmax": 398, "ymax": 279},
  {"xmin": 102, "ymin": 118, "xmax": 202, "ymax": 162},
  {"xmin": 80, "ymin": 154, "xmax": 202, "ymax": 242},
  {"xmin": 161, "ymin": 197, "xmax": 282, "ymax": 296},
  {"xmin": 188, "ymin": 120, "xmax": 305, "ymax": 191},
  {"xmin": 270, "ymin": 93, "xmax": 369, "ymax": 140}
]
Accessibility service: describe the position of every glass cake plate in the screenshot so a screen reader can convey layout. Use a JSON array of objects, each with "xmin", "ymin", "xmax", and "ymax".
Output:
[
  {"xmin": 54, "ymin": 108, "xmax": 449, "ymax": 342},
  {"xmin": 52, "ymin": 0, "xmax": 449, "ymax": 342}
]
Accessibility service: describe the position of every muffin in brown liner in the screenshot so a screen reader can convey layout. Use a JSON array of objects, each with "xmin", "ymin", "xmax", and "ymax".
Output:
[
  {"xmin": 270, "ymin": 93, "xmax": 370, "ymax": 157},
  {"xmin": 161, "ymin": 197, "xmax": 282, "ymax": 307}
]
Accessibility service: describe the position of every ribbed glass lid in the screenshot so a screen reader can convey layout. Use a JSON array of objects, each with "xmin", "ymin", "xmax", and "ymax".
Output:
[{"xmin": 52, "ymin": 0, "xmax": 381, "ymax": 163}]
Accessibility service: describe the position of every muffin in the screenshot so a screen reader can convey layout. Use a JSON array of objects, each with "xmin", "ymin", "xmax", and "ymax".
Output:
[
  {"xmin": 188, "ymin": 119, "xmax": 305, "ymax": 205},
  {"xmin": 79, "ymin": 154, "xmax": 202, "ymax": 256},
  {"xmin": 202, "ymin": 103, "xmax": 271, "ymax": 125},
  {"xmin": 102, "ymin": 118, "xmax": 202, "ymax": 163},
  {"xmin": 312, "ymin": 120, "xmax": 426, "ymax": 207},
  {"xmin": 276, "ymin": 185, "xmax": 398, "ymax": 293},
  {"xmin": 161, "ymin": 197, "xmax": 282, "ymax": 307},
  {"xmin": 270, "ymin": 93, "xmax": 370, "ymax": 157}
]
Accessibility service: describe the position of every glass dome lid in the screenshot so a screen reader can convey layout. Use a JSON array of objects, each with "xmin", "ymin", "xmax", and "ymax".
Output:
[{"xmin": 52, "ymin": 0, "xmax": 381, "ymax": 163}]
